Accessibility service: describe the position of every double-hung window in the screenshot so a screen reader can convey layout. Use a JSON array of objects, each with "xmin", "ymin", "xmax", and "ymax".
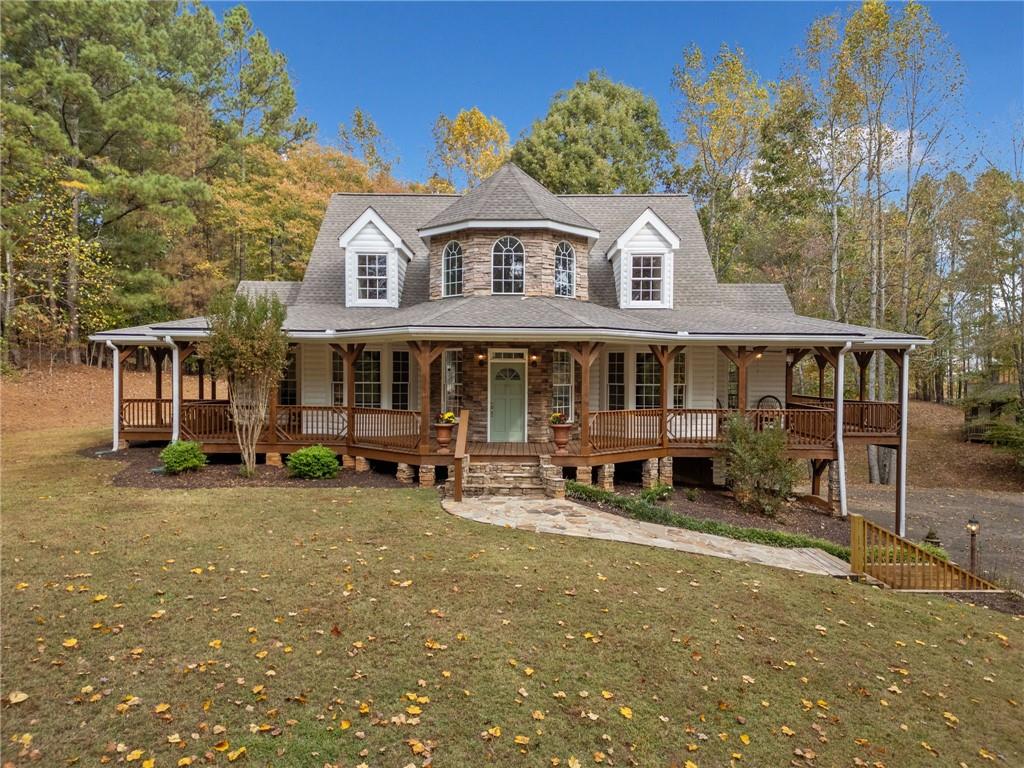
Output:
[
  {"xmin": 635, "ymin": 352, "xmax": 661, "ymax": 409},
  {"xmin": 278, "ymin": 349, "xmax": 298, "ymax": 405},
  {"xmin": 607, "ymin": 352, "xmax": 625, "ymax": 411},
  {"xmin": 552, "ymin": 350, "xmax": 573, "ymax": 420},
  {"xmin": 391, "ymin": 350, "xmax": 410, "ymax": 410},
  {"xmin": 442, "ymin": 349, "xmax": 463, "ymax": 412},
  {"xmin": 672, "ymin": 353, "xmax": 687, "ymax": 408},
  {"xmin": 357, "ymin": 253, "xmax": 388, "ymax": 301},
  {"xmin": 630, "ymin": 253, "xmax": 662, "ymax": 303},
  {"xmin": 331, "ymin": 349, "xmax": 345, "ymax": 405},
  {"xmin": 354, "ymin": 350, "xmax": 381, "ymax": 408}
]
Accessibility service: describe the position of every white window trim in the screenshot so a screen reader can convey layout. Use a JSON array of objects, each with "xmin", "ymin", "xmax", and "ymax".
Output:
[
  {"xmin": 607, "ymin": 208, "xmax": 680, "ymax": 260},
  {"xmin": 486, "ymin": 347, "xmax": 529, "ymax": 442},
  {"xmin": 339, "ymin": 207, "xmax": 411, "ymax": 257},
  {"xmin": 442, "ymin": 240, "xmax": 464, "ymax": 298},
  {"xmin": 552, "ymin": 348, "xmax": 574, "ymax": 421},
  {"xmin": 353, "ymin": 251, "xmax": 391, "ymax": 306},
  {"xmin": 420, "ymin": 219, "xmax": 598, "ymax": 240},
  {"xmin": 620, "ymin": 248, "xmax": 674, "ymax": 309},
  {"xmin": 491, "ymin": 236, "xmax": 526, "ymax": 295}
]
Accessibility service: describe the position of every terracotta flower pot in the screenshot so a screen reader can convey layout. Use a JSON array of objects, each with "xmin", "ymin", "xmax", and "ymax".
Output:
[
  {"xmin": 550, "ymin": 422, "xmax": 572, "ymax": 454},
  {"xmin": 435, "ymin": 423, "xmax": 454, "ymax": 453}
]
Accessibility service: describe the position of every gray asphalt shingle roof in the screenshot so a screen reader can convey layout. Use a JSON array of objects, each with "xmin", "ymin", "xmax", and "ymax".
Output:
[
  {"xmin": 91, "ymin": 164, "xmax": 926, "ymax": 345},
  {"xmin": 422, "ymin": 163, "xmax": 596, "ymax": 232}
]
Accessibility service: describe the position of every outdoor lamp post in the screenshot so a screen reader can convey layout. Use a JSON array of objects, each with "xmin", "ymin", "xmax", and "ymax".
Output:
[{"xmin": 965, "ymin": 517, "xmax": 980, "ymax": 574}]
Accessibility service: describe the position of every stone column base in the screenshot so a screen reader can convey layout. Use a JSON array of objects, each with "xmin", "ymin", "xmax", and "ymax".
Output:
[
  {"xmin": 597, "ymin": 463, "xmax": 615, "ymax": 492},
  {"xmin": 396, "ymin": 462, "xmax": 415, "ymax": 485},
  {"xmin": 658, "ymin": 457, "xmax": 674, "ymax": 487},
  {"xmin": 266, "ymin": 452, "xmax": 283, "ymax": 468},
  {"xmin": 712, "ymin": 457, "xmax": 726, "ymax": 486},
  {"xmin": 354, "ymin": 456, "xmax": 370, "ymax": 473},
  {"xmin": 419, "ymin": 464, "xmax": 436, "ymax": 487},
  {"xmin": 574, "ymin": 466, "xmax": 593, "ymax": 485},
  {"xmin": 342, "ymin": 455, "xmax": 355, "ymax": 470},
  {"xmin": 641, "ymin": 458, "xmax": 659, "ymax": 489}
]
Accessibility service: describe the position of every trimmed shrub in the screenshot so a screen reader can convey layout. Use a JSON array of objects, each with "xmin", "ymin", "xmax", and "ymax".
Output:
[
  {"xmin": 640, "ymin": 483, "xmax": 673, "ymax": 504},
  {"xmin": 987, "ymin": 422, "xmax": 1024, "ymax": 470},
  {"xmin": 160, "ymin": 441, "xmax": 207, "ymax": 475},
  {"xmin": 566, "ymin": 480, "xmax": 850, "ymax": 562},
  {"xmin": 722, "ymin": 414, "xmax": 801, "ymax": 516},
  {"xmin": 286, "ymin": 445, "xmax": 340, "ymax": 479}
]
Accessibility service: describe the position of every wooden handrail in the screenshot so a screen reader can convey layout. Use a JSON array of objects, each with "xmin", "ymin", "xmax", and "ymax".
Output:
[
  {"xmin": 850, "ymin": 514, "xmax": 1000, "ymax": 591},
  {"xmin": 452, "ymin": 409, "xmax": 470, "ymax": 502}
]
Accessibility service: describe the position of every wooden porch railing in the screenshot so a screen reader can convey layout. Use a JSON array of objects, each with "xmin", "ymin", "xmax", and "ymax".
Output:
[
  {"xmin": 120, "ymin": 398, "xmax": 175, "ymax": 429},
  {"xmin": 274, "ymin": 405, "xmax": 347, "ymax": 444},
  {"xmin": 350, "ymin": 407, "xmax": 420, "ymax": 450},
  {"xmin": 180, "ymin": 401, "xmax": 233, "ymax": 440},
  {"xmin": 588, "ymin": 408, "xmax": 837, "ymax": 452},
  {"xmin": 850, "ymin": 514, "xmax": 1000, "ymax": 591},
  {"xmin": 844, "ymin": 401, "xmax": 900, "ymax": 434},
  {"xmin": 588, "ymin": 408, "xmax": 664, "ymax": 451},
  {"xmin": 452, "ymin": 409, "xmax": 470, "ymax": 502}
]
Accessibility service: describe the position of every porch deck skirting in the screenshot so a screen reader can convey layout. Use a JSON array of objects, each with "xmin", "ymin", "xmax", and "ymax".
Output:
[{"xmin": 118, "ymin": 399, "xmax": 899, "ymax": 463}]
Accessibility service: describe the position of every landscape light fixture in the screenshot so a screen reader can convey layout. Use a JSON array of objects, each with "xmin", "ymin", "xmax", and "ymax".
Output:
[{"xmin": 966, "ymin": 517, "xmax": 980, "ymax": 574}]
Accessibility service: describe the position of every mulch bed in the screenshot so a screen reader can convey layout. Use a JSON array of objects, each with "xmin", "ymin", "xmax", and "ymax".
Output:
[
  {"xmin": 941, "ymin": 591, "xmax": 1024, "ymax": 616},
  {"xmin": 607, "ymin": 481, "xmax": 850, "ymax": 546},
  {"xmin": 89, "ymin": 443, "xmax": 407, "ymax": 490}
]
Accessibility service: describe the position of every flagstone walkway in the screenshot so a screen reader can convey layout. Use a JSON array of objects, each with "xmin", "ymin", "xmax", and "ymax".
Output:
[{"xmin": 442, "ymin": 496, "xmax": 852, "ymax": 578}]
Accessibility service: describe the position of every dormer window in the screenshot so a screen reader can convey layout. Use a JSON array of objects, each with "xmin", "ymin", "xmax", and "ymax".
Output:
[
  {"xmin": 554, "ymin": 241, "xmax": 575, "ymax": 297},
  {"xmin": 357, "ymin": 253, "xmax": 388, "ymax": 300},
  {"xmin": 443, "ymin": 241, "xmax": 463, "ymax": 297},
  {"xmin": 630, "ymin": 253, "xmax": 662, "ymax": 302},
  {"xmin": 492, "ymin": 236, "xmax": 525, "ymax": 294}
]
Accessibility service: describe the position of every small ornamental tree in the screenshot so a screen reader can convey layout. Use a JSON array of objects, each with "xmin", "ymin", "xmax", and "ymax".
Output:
[
  {"xmin": 201, "ymin": 292, "xmax": 288, "ymax": 476},
  {"xmin": 721, "ymin": 413, "xmax": 801, "ymax": 516}
]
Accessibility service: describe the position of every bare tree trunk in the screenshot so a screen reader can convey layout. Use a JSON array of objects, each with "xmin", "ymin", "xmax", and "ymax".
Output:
[{"xmin": 228, "ymin": 375, "xmax": 271, "ymax": 476}]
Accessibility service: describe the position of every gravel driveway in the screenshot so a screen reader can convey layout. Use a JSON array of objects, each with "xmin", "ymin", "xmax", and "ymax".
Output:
[{"xmin": 848, "ymin": 485, "xmax": 1024, "ymax": 586}]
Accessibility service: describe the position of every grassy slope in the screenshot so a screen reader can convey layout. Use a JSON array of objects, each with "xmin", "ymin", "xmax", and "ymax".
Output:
[{"xmin": 2, "ymin": 428, "xmax": 1022, "ymax": 767}]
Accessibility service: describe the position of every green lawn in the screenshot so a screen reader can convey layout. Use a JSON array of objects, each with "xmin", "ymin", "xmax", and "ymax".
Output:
[{"xmin": 2, "ymin": 428, "xmax": 1021, "ymax": 767}]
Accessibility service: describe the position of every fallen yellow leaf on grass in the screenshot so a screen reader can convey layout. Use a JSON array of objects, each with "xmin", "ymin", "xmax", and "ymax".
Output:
[
  {"xmin": 178, "ymin": 758, "xmax": 194, "ymax": 767},
  {"xmin": 619, "ymin": 706, "xmax": 633, "ymax": 719},
  {"xmin": 514, "ymin": 735, "xmax": 530, "ymax": 745},
  {"xmin": 340, "ymin": 720, "xmax": 351, "ymax": 730},
  {"xmin": 62, "ymin": 637, "xmax": 78, "ymax": 648},
  {"xmin": 739, "ymin": 734, "xmax": 750, "ymax": 745},
  {"xmin": 532, "ymin": 710, "xmax": 545, "ymax": 720},
  {"xmin": 227, "ymin": 746, "xmax": 246, "ymax": 761},
  {"xmin": 406, "ymin": 705, "xmax": 422, "ymax": 715},
  {"xmin": 213, "ymin": 740, "xmax": 230, "ymax": 751},
  {"xmin": 780, "ymin": 725, "xmax": 795, "ymax": 736},
  {"xmin": 209, "ymin": 639, "xmax": 222, "ymax": 649},
  {"xmin": 126, "ymin": 750, "xmax": 144, "ymax": 762},
  {"xmin": 601, "ymin": 690, "xmax": 614, "ymax": 700},
  {"xmin": 487, "ymin": 725, "xmax": 502, "ymax": 738},
  {"xmin": 93, "ymin": 594, "xmax": 108, "ymax": 602},
  {"xmin": 154, "ymin": 703, "xmax": 170, "ymax": 713},
  {"xmin": 8, "ymin": 691, "xmax": 29, "ymax": 704},
  {"xmin": 142, "ymin": 760, "xmax": 155, "ymax": 768}
]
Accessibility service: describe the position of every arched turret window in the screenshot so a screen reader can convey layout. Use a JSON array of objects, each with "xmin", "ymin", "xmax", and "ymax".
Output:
[
  {"xmin": 554, "ymin": 241, "xmax": 575, "ymax": 297},
  {"xmin": 492, "ymin": 236, "xmax": 525, "ymax": 294},
  {"xmin": 442, "ymin": 241, "xmax": 463, "ymax": 297}
]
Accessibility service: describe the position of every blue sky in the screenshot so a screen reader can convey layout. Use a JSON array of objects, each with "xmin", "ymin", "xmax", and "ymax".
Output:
[{"xmin": 214, "ymin": 1, "xmax": 1023, "ymax": 182}]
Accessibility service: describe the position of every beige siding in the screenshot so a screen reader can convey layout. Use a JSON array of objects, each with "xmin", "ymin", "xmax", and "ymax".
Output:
[
  {"xmin": 301, "ymin": 343, "xmax": 332, "ymax": 406},
  {"xmin": 685, "ymin": 346, "xmax": 718, "ymax": 408},
  {"xmin": 747, "ymin": 350, "xmax": 786, "ymax": 407}
]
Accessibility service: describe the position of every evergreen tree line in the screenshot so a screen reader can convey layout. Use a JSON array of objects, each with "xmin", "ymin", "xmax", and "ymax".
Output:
[{"xmin": 2, "ymin": 0, "xmax": 1021, "ymax": 418}]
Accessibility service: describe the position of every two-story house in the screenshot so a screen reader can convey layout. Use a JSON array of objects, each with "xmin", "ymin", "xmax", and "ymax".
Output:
[{"xmin": 91, "ymin": 164, "xmax": 928, "ymax": 533}]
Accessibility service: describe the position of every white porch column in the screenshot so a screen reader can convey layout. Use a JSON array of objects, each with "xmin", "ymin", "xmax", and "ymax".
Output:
[
  {"xmin": 106, "ymin": 341, "xmax": 121, "ymax": 451},
  {"xmin": 896, "ymin": 345, "xmax": 915, "ymax": 537},
  {"xmin": 165, "ymin": 336, "xmax": 181, "ymax": 442},
  {"xmin": 834, "ymin": 342, "xmax": 852, "ymax": 517}
]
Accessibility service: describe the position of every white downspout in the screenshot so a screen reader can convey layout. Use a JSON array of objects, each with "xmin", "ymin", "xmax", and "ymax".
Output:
[
  {"xmin": 164, "ymin": 336, "xmax": 181, "ymax": 442},
  {"xmin": 897, "ymin": 344, "xmax": 917, "ymax": 537},
  {"xmin": 835, "ymin": 342, "xmax": 853, "ymax": 517},
  {"xmin": 106, "ymin": 341, "xmax": 121, "ymax": 451}
]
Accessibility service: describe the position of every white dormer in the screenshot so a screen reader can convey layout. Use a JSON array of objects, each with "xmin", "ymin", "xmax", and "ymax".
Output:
[
  {"xmin": 339, "ymin": 208, "xmax": 412, "ymax": 308},
  {"xmin": 607, "ymin": 209, "xmax": 679, "ymax": 309}
]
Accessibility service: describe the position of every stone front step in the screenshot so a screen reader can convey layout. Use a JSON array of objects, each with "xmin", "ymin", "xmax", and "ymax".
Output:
[{"xmin": 444, "ymin": 458, "xmax": 564, "ymax": 499}]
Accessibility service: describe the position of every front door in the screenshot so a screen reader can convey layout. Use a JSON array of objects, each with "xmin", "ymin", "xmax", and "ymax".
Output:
[{"xmin": 490, "ymin": 362, "xmax": 526, "ymax": 442}]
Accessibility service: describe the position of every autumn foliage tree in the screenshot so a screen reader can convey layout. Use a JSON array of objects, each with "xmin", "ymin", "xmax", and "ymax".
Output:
[
  {"xmin": 430, "ymin": 107, "xmax": 510, "ymax": 190},
  {"xmin": 201, "ymin": 293, "xmax": 288, "ymax": 476}
]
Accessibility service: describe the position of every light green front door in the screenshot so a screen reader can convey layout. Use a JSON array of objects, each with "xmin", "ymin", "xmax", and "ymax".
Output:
[{"xmin": 490, "ymin": 363, "xmax": 526, "ymax": 442}]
